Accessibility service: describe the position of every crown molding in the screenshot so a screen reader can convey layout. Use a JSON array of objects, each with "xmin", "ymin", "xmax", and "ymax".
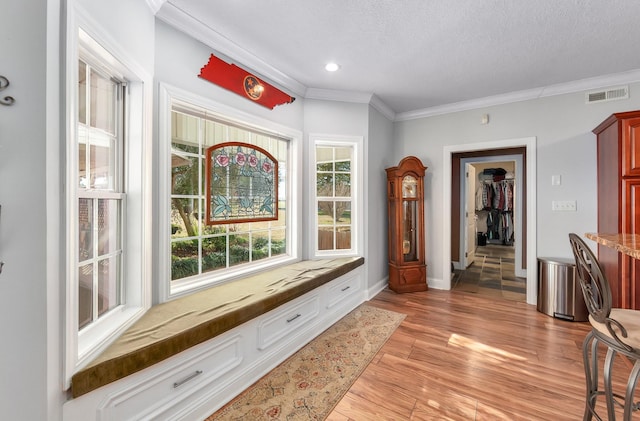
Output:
[
  {"xmin": 305, "ymin": 88, "xmax": 373, "ymax": 104},
  {"xmin": 145, "ymin": 0, "xmax": 167, "ymax": 15},
  {"xmin": 395, "ymin": 89, "xmax": 541, "ymax": 121},
  {"xmin": 305, "ymin": 89, "xmax": 396, "ymax": 121},
  {"xmin": 155, "ymin": 2, "xmax": 307, "ymax": 97},
  {"xmin": 395, "ymin": 69, "xmax": 640, "ymax": 121},
  {"xmin": 370, "ymin": 94, "xmax": 396, "ymax": 121},
  {"xmin": 538, "ymin": 68, "xmax": 640, "ymax": 97}
]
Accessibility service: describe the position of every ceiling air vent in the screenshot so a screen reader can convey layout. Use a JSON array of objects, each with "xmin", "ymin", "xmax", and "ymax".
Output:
[{"xmin": 586, "ymin": 85, "xmax": 629, "ymax": 104}]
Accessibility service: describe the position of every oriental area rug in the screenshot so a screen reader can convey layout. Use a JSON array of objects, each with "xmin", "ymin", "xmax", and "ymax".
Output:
[{"xmin": 205, "ymin": 304, "xmax": 405, "ymax": 420}]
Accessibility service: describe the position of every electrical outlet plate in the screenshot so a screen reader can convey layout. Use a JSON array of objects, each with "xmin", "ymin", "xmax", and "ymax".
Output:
[{"xmin": 552, "ymin": 200, "xmax": 577, "ymax": 211}]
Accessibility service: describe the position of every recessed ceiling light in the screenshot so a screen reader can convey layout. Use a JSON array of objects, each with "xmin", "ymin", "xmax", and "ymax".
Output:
[{"xmin": 325, "ymin": 62, "xmax": 340, "ymax": 72}]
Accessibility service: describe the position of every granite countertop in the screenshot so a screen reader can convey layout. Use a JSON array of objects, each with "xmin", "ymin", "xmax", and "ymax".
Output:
[{"xmin": 585, "ymin": 233, "xmax": 640, "ymax": 259}]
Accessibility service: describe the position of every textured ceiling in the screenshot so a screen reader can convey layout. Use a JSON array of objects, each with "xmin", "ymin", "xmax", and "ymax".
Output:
[{"xmin": 156, "ymin": 0, "xmax": 640, "ymax": 117}]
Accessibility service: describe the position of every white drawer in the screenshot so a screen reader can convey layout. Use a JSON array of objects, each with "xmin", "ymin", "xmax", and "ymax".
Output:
[
  {"xmin": 257, "ymin": 294, "xmax": 320, "ymax": 350},
  {"xmin": 97, "ymin": 335, "xmax": 243, "ymax": 421},
  {"xmin": 326, "ymin": 273, "xmax": 362, "ymax": 309}
]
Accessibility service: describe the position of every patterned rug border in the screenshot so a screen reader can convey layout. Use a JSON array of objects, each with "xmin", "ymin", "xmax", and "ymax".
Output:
[{"xmin": 206, "ymin": 303, "xmax": 406, "ymax": 420}]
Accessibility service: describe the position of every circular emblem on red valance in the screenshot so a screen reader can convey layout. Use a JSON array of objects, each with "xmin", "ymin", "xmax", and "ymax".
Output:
[{"xmin": 243, "ymin": 75, "xmax": 264, "ymax": 100}]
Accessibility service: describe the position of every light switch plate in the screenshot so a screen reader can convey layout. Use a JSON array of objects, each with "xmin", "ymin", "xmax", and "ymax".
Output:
[{"xmin": 552, "ymin": 200, "xmax": 577, "ymax": 211}]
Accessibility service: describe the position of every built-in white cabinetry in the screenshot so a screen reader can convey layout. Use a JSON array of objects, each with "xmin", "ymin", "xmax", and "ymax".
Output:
[
  {"xmin": 99, "ymin": 335, "xmax": 243, "ymax": 420},
  {"xmin": 258, "ymin": 294, "xmax": 320, "ymax": 350},
  {"xmin": 63, "ymin": 266, "xmax": 365, "ymax": 421},
  {"xmin": 326, "ymin": 270, "xmax": 361, "ymax": 313}
]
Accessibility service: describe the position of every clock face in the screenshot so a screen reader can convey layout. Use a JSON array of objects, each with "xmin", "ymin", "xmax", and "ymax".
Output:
[{"xmin": 402, "ymin": 175, "xmax": 417, "ymax": 198}]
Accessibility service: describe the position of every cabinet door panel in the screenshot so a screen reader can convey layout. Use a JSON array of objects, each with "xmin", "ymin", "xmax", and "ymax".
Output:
[
  {"xmin": 621, "ymin": 178, "xmax": 640, "ymax": 310},
  {"xmin": 619, "ymin": 254, "xmax": 640, "ymax": 310},
  {"xmin": 622, "ymin": 178, "xmax": 640, "ymax": 233},
  {"xmin": 622, "ymin": 117, "xmax": 640, "ymax": 176}
]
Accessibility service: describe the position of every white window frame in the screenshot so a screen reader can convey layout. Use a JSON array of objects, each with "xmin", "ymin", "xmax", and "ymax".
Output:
[
  {"xmin": 310, "ymin": 134, "xmax": 364, "ymax": 258},
  {"xmin": 76, "ymin": 61, "xmax": 126, "ymax": 331},
  {"xmin": 64, "ymin": 9, "xmax": 152, "ymax": 386},
  {"xmin": 158, "ymin": 83, "xmax": 302, "ymax": 301}
]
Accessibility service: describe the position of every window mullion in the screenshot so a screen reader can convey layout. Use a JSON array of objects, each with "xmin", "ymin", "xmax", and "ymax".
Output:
[
  {"xmin": 332, "ymin": 147, "xmax": 337, "ymax": 250},
  {"xmin": 117, "ymin": 84, "xmax": 125, "ymax": 192},
  {"xmin": 84, "ymin": 64, "xmax": 92, "ymax": 188},
  {"xmin": 197, "ymin": 117, "xmax": 203, "ymax": 276},
  {"xmin": 92, "ymin": 198, "xmax": 99, "ymax": 323},
  {"xmin": 333, "ymin": 197, "xmax": 338, "ymax": 250}
]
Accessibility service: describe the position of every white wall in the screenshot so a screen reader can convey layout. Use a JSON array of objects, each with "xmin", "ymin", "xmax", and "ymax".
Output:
[
  {"xmin": 394, "ymin": 82, "xmax": 640, "ymax": 288},
  {"xmin": 0, "ymin": 0, "xmax": 155, "ymax": 419},
  {"xmin": 76, "ymin": 0, "xmax": 155, "ymax": 71},
  {"xmin": 0, "ymin": 1, "xmax": 50, "ymax": 419},
  {"xmin": 367, "ymin": 106, "xmax": 395, "ymax": 290}
]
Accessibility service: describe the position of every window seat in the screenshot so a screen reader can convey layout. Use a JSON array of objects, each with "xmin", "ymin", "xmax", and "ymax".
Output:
[{"xmin": 71, "ymin": 256, "xmax": 364, "ymax": 398}]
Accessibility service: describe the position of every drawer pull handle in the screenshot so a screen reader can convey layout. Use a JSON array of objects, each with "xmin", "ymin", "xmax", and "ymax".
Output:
[
  {"xmin": 173, "ymin": 370, "xmax": 203, "ymax": 388},
  {"xmin": 341, "ymin": 286, "xmax": 351, "ymax": 292},
  {"xmin": 287, "ymin": 313, "xmax": 302, "ymax": 323}
]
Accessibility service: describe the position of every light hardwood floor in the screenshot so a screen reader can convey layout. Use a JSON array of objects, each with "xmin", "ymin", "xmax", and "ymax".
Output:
[{"xmin": 328, "ymin": 288, "xmax": 635, "ymax": 420}]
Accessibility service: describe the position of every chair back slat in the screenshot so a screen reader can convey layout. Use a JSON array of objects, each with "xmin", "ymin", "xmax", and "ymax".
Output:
[{"xmin": 568, "ymin": 233, "xmax": 612, "ymax": 322}]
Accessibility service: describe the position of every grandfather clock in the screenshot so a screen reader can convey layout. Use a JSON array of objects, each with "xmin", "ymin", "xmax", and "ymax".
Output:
[{"xmin": 386, "ymin": 156, "xmax": 427, "ymax": 293}]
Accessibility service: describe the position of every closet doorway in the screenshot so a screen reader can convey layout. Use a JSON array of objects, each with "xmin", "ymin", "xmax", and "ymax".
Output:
[
  {"xmin": 457, "ymin": 156, "xmax": 523, "ymax": 276},
  {"xmin": 455, "ymin": 157, "xmax": 525, "ymax": 301},
  {"xmin": 442, "ymin": 137, "xmax": 537, "ymax": 306}
]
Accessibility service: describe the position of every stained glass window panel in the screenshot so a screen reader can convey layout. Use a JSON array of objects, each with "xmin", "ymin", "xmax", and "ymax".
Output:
[{"xmin": 206, "ymin": 142, "xmax": 278, "ymax": 224}]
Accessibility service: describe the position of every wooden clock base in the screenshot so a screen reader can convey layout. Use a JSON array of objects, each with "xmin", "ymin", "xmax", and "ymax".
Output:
[{"xmin": 388, "ymin": 263, "xmax": 428, "ymax": 293}]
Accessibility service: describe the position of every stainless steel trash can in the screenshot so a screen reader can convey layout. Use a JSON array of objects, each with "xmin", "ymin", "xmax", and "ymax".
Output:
[{"xmin": 537, "ymin": 257, "xmax": 588, "ymax": 322}]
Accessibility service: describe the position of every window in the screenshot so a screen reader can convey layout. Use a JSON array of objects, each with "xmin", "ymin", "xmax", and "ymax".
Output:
[
  {"xmin": 165, "ymin": 99, "xmax": 295, "ymax": 296},
  {"xmin": 66, "ymin": 26, "xmax": 150, "ymax": 384},
  {"xmin": 311, "ymin": 135, "xmax": 363, "ymax": 257},
  {"xmin": 77, "ymin": 58, "xmax": 124, "ymax": 330},
  {"xmin": 316, "ymin": 146, "xmax": 353, "ymax": 251}
]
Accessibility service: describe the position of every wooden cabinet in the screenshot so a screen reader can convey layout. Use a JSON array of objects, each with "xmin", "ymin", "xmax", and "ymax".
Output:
[
  {"xmin": 386, "ymin": 156, "xmax": 428, "ymax": 293},
  {"xmin": 594, "ymin": 110, "xmax": 640, "ymax": 309}
]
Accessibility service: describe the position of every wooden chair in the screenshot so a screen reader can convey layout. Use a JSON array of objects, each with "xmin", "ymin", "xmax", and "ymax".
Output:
[{"xmin": 569, "ymin": 233, "xmax": 640, "ymax": 420}]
